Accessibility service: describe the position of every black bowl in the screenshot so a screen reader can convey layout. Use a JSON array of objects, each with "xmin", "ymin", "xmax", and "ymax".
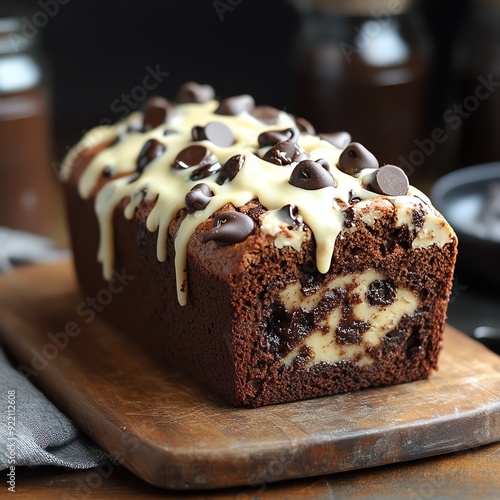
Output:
[{"xmin": 430, "ymin": 162, "xmax": 500, "ymax": 289}]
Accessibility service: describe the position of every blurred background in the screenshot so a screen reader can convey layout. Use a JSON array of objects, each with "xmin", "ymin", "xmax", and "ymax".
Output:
[{"xmin": 0, "ymin": 0, "xmax": 499, "ymax": 351}]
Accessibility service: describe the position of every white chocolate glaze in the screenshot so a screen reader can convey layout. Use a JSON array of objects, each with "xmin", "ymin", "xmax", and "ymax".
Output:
[
  {"xmin": 62, "ymin": 98, "xmax": 456, "ymax": 305},
  {"xmin": 260, "ymin": 208, "xmax": 309, "ymax": 251}
]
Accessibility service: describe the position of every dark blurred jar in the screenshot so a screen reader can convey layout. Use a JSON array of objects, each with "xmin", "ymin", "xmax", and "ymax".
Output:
[
  {"xmin": 289, "ymin": 0, "xmax": 433, "ymax": 188},
  {"xmin": 456, "ymin": 0, "xmax": 500, "ymax": 168},
  {"xmin": 0, "ymin": 16, "xmax": 56, "ymax": 236}
]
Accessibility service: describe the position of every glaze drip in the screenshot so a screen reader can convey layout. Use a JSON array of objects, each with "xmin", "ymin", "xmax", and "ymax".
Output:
[{"xmin": 61, "ymin": 96, "xmax": 455, "ymax": 305}]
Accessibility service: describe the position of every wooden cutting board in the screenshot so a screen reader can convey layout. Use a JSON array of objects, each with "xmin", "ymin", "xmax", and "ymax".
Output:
[{"xmin": 0, "ymin": 261, "xmax": 499, "ymax": 491}]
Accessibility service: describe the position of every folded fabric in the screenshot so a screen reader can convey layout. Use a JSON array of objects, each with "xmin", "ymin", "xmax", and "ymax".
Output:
[
  {"xmin": 0, "ymin": 347, "xmax": 113, "ymax": 469},
  {"xmin": 0, "ymin": 227, "xmax": 112, "ymax": 470}
]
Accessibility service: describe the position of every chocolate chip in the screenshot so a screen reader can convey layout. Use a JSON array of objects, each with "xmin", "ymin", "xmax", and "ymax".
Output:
[
  {"xmin": 320, "ymin": 131, "xmax": 352, "ymax": 149},
  {"xmin": 202, "ymin": 211, "xmax": 254, "ymax": 244},
  {"xmin": 262, "ymin": 141, "xmax": 308, "ymax": 166},
  {"xmin": 289, "ymin": 159, "xmax": 335, "ymax": 190},
  {"xmin": 141, "ymin": 97, "xmax": 171, "ymax": 131},
  {"xmin": 295, "ymin": 117, "xmax": 315, "ymax": 135},
  {"xmin": 191, "ymin": 126, "xmax": 205, "ymax": 141},
  {"xmin": 185, "ymin": 183, "xmax": 213, "ymax": 213},
  {"xmin": 369, "ymin": 165, "xmax": 409, "ymax": 196},
  {"xmin": 205, "ymin": 122, "xmax": 235, "ymax": 147},
  {"xmin": 258, "ymin": 128, "xmax": 298, "ymax": 148},
  {"xmin": 191, "ymin": 121, "xmax": 235, "ymax": 147},
  {"xmin": 348, "ymin": 189, "xmax": 361, "ymax": 204},
  {"xmin": 163, "ymin": 129, "xmax": 178, "ymax": 136},
  {"xmin": 315, "ymin": 158, "xmax": 337, "ymax": 186},
  {"xmin": 278, "ymin": 204, "xmax": 301, "ymax": 228},
  {"xmin": 338, "ymin": 142, "xmax": 379, "ymax": 175},
  {"xmin": 173, "ymin": 145, "xmax": 214, "ymax": 170},
  {"xmin": 250, "ymin": 105, "xmax": 280, "ymax": 124},
  {"xmin": 190, "ymin": 162, "xmax": 221, "ymax": 181},
  {"xmin": 216, "ymin": 154, "xmax": 244, "ymax": 185},
  {"xmin": 102, "ymin": 166, "xmax": 113, "ymax": 178},
  {"xmin": 315, "ymin": 158, "xmax": 331, "ymax": 173},
  {"xmin": 193, "ymin": 183, "xmax": 212, "ymax": 196},
  {"xmin": 215, "ymin": 94, "xmax": 255, "ymax": 116},
  {"xmin": 137, "ymin": 139, "xmax": 166, "ymax": 173},
  {"xmin": 367, "ymin": 280, "xmax": 396, "ymax": 307},
  {"xmin": 176, "ymin": 82, "xmax": 215, "ymax": 103}
]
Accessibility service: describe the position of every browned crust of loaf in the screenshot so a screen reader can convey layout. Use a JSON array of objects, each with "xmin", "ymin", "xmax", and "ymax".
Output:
[{"xmin": 64, "ymin": 150, "xmax": 457, "ymax": 407}]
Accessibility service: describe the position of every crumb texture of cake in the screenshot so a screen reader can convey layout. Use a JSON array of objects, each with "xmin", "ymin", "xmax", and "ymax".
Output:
[{"xmin": 62, "ymin": 82, "xmax": 458, "ymax": 407}]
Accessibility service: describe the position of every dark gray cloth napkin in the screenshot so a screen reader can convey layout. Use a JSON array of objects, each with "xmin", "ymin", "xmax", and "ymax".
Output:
[{"xmin": 0, "ymin": 227, "xmax": 112, "ymax": 470}]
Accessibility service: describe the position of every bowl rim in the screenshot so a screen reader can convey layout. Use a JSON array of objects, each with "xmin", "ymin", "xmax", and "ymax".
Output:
[
  {"xmin": 430, "ymin": 162, "xmax": 500, "ymax": 245},
  {"xmin": 431, "ymin": 162, "xmax": 500, "ymax": 207}
]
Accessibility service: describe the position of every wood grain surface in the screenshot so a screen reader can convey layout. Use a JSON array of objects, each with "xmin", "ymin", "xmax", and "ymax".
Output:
[
  {"xmin": 12, "ymin": 443, "xmax": 500, "ymax": 499},
  {"xmin": 0, "ymin": 261, "xmax": 499, "ymax": 491}
]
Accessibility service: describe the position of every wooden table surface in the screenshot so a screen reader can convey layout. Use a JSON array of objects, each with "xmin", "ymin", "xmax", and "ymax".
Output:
[
  {"xmin": 12, "ymin": 442, "xmax": 500, "ymax": 499},
  {"xmin": 1, "ymin": 262, "xmax": 499, "ymax": 498}
]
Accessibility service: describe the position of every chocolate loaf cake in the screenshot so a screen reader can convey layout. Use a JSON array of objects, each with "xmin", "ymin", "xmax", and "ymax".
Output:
[{"xmin": 62, "ymin": 82, "xmax": 457, "ymax": 407}]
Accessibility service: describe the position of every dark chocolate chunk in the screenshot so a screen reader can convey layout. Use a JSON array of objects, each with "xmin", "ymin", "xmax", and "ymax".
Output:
[
  {"xmin": 258, "ymin": 128, "xmax": 298, "ymax": 148},
  {"xmin": 405, "ymin": 331, "xmax": 422, "ymax": 359},
  {"xmin": 289, "ymin": 159, "xmax": 336, "ymax": 190},
  {"xmin": 191, "ymin": 121, "xmax": 235, "ymax": 147},
  {"xmin": 250, "ymin": 105, "xmax": 280, "ymax": 124},
  {"xmin": 369, "ymin": 165, "xmax": 409, "ymax": 196},
  {"xmin": 295, "ymin": 117, "xmax": 315, "ymax": 135},
  {"xmin": 216, "ymin": 154, "xmax": 244, "ymax": 185},
  {"xmin": 245, "ymin": 203, "xmax": 267, "ymax": 224},
  {"xmin": 141, "ymin": 97, "xmax": 171, "ymax": 131},
  {"xmin": 202, "ymin": 211, "xmax": 254, "ymax": 244},
  {"xmin": 173, "ymin": 145, "xmax": 214, "ymax": 170},
  {"xmin": 190, "ymin": 162, "xmax": 221, "ymax": 181},
  {"xmin": 262, "ymin": 141, "xmax": 308, "ymax": 166},
  {"xmin": 384, "ymin": 328, "xmax": 407, "ymax": 343},
  {"xmin": 411, "ymin": 209, "xmax": 424, "ymax": 232},
  {"xmin": 367, "ymin": 280, "xmax": 396, "ymax": 307},
  {"xmin": 266, "ymin": 301, "xmax": 317, "ymax": 355},
  {"xmin": 191, "ymin": 126, "xmax": 205, "ymax": 141},
  {"xmin": 176, "ymin": 82, "xmax": 215, "ymax": 103},
  {"xmin": 348, "ymin": 189, "xmax": 361, "ymax": 204},
  {"xmin": 336, "ymin": 313, "xmax": 370, "ymax": 344},
  {"xmin": 185, "ymin": 183, "xmax": 213, "ymax": 213},
  {"xmin": 215, "ymin": 94, "xmax": 255, "ymax": 116},
  {"xmin": 102, "ymin": 166, "xmax": 113, "ymax": 178},
  {"xmin": 278, "ymin": 204, "xmax": 301, "ymax": 228},
  {"xmin": 137, "ymin": 139, "xmax": 166, "ymax": 173},
  {"xmin": 303, "ymin": 259, "xmax": 317, "ymax": 274},
  {"xmin": 283, "ymin": 308, "xmax": 315, "ymax": 343},
  {"xmin": 338, "ymin": 142, "xmax": 379, "ymax": 175},
  {"xmin": 320, "ymin": 131, "xmax": 352, "ymax": 149},
  {"xmin": 343, "ymin": 207, "xmax": 355, "ymax": 228}
]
